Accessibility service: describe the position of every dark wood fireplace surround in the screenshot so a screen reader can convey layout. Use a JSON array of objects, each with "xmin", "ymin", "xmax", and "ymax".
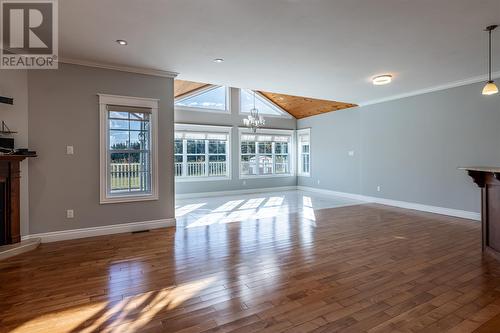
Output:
[{"xmin": 0, "ymin": 155, "xmax": 35, "ymax": 246}]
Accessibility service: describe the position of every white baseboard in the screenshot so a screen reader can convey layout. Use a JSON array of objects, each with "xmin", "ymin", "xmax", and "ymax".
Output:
[
  {"xmin": 178, "ymin": 184, "xmax": 479, "ymax": 220},
  {"xmin": 0, "ymin": 238, "xmax": 40, "ymax": 261},
  {"xmin": 18, "ymin": 186, "xmax": 479, "ymax": 244},
  {"xmin": 297, "ymin": 186, "xmax": 481, "ymax": 221},
  {"xmin": 21, "ymin": 218, "xmax": 176, "ymax": 243},
  {"xmin": 176, "ymin": 186, "xmax": 297, "ymax": 200}
]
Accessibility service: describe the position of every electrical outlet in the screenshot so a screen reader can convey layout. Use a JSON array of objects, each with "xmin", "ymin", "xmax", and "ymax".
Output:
[
  {"xmin": 348, "ymin": 150, "xmax": 355, "ymax": 157},
  {"xmin": 66, "ymin": 146, "xmax": 74, "ymax": 155},
  {"xmin": 66, "ymin": 209, "xmax": 74, "ymax": 219},
  {"xmin": 242, "ymin": 180, "xmax": 247, "ymax": 186},
  {"xmin": 317, "ymin": 180, "xmax": 320, "ymax": 185},
  {"xmin": 377, "ymin": 185, "xmax": 381, "ymax": 192}
]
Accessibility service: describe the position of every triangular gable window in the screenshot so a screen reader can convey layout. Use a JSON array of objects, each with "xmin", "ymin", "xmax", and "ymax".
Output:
[
  {"xmin": 175, "ymin": 86, "xmax": 228, "ymax": 112},
  {"xmin": 240, "ymin": 89, "xmax": 290, "ymax": 118}
]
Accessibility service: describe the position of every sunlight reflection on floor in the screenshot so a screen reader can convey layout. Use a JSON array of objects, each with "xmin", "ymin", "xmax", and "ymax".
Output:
[
  {"xmin": 176, "ymin": 190, "xmax": 363, "ymax": 228},
  {"xmin": 10, "ymin": 276, "xmax": 217, "ymax": 333}
]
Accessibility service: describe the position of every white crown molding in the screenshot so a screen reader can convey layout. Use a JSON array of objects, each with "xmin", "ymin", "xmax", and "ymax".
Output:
[
  {"xmin": 58, "ymin": 58, "xmax": 179, "ymax": 79},
  {"xmin": 359, "ymin": 71, "xmax": 500, "ymax": 107},
  {"xmin": 21, "ymin": 218, "xmax": 176, "ymax": 243},
  {"xmin": 296, "ymin": 186, "xmax": 481, "ymax": 221}
]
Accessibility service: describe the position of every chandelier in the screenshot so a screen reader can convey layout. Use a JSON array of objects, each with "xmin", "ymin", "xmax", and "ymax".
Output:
[{"xmin": 243, "ymin": 90, "xmax": 265, "ymax": 132}]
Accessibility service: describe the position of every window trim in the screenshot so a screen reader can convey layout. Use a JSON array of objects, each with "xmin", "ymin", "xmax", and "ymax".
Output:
[
  {"xmin": 238, "ymin": 127, "xmax": 295, "ymax": 179},
  {"xmin": 99, "ymin": 94, "xmax": 159, "ymax": 204},
  {"xmin": 238, "ymin": 89, "xmax": 293, "ymax": 119},
  {"xmin": 174, "ymin": 85, "xmax": 231, "ymax": 114},
  {"xmin": 175, "ymin": 123, "xmax": 232, "ymax": 182},
  {"xmin": 297, "ymin": 128, "xmax": 311, "ymax": 177}
]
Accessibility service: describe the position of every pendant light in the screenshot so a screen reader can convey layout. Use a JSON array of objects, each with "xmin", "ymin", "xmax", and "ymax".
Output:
[{"xmin": 482, "ymin": 25, "xmax": 498, "ymax": 96}]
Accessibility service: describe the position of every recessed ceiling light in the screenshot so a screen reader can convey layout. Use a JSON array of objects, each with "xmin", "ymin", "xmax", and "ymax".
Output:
[
  {"xmin": 372, "ymin": 74, "xmax": 392, "ymax": 85},
  {"xmin": 213, "ymin": 58, "xmax": 224, "ymax": 63},
  {"xmin": 116, "ymin": 40, "xmax": 128, "ymax": 46}
]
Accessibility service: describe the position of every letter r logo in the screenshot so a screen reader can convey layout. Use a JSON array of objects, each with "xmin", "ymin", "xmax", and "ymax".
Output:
[
  {"xmin": 1, "ymin": 1, "xmax": 54, "ymax": 54},
  {"xmin": 9, "ymin": 8, "xmax": 48, "ymax": 48}
]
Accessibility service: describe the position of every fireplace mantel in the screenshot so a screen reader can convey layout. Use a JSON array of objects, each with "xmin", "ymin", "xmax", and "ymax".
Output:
[
  {"xmin": 0, "ymin": 154, "xmax": 36, "ymax": 162},
  {"xmin": 0, "ymin": 154, "xmax": 36, "ymax": 245}
]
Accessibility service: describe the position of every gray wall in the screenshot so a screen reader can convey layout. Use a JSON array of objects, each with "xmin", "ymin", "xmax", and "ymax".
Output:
[
  {"xmin": 0, "ymin": 70, "xmax": 30, "ymax": 236},
  {"xmin": 298, "ymin": 81, "xmax": 500, "ymax": 213},
  {"xmin": 297, "ymin": 108, "xmax": 361, "ymax": 194},
  {"xmin": 175, "ymin": 87, "xmax": 297, "ymax": 194},
  {"xmin": 28, "ymin": 64, "xmax": 175, "ymax": 234}
]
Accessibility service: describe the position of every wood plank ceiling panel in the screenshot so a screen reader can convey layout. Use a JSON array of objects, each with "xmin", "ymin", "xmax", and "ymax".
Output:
[
  {"xmin": 259, "ymin": 91, "xmax": 357, "ymax": 119},
  {"xmin": 174, "ymin": 79, "xmax": 357, "ymax": 119},
  {"xmin": 174, "ymin": 80, "xmax": 210, "ymax": 98}
]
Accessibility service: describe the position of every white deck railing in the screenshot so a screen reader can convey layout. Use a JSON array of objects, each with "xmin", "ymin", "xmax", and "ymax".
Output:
[
  {"xmin": 113, "ymin": 160, "xmax": 286, "ymax": 182},
  {"xmin": 175, "ymin": 161, "xmax": 227, "ymax": 177},
  {"xmin": 110, "ymin": 163, "xmax": 142, "ymax": 189}
]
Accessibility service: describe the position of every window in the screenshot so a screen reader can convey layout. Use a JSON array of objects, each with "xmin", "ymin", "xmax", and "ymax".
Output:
[
  {"xmin": 274, "ymin": 141, "xmax": 290, "ymax": 174},
  {"xmin": 297, "ymin": 128, "xmax": 311, "ymax": 177},
  {"xmin": 99, "ymin": 94, "xmax": 159, "ymax": 203},
  {"xmin": 239, "ymin": 129, "xmax": 294, "ymax": 178},
  {"xmin": 240, "ymin": 89, "xmax": 291, "ymax": 118},
  {"xmin": 175, "ymin": 85, "xmax": 229, "ymax": 113},
  {"xmin": 175, "ymin": 124, "xmax": 231, "ymax": 181}
]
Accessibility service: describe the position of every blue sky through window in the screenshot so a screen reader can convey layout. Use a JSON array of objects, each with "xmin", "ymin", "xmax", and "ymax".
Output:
[
  {"xmin": 240, "ymin": 89, "xmax": 286, "ymax": 116},
  {"xmin": 175, "ymin": 86, "xmax": 226, "ymax": 111}
]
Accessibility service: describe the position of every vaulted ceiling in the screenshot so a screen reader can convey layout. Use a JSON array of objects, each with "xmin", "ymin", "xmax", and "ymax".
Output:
[
  {"xmin": 174, "ymin": 80, "xmax": 357, "ymax": 119},
  {"xmin": 59, "ymin": 0, "xmax": 500, "ymax": 105}
]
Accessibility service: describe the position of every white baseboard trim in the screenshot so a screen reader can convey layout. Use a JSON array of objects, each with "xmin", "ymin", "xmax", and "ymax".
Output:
[
  {"xmin": 19, "ymin": 186, "xmax": 479, "ymax": 244},
  {"xmin": 176, "ymin": 186, "xmax": 297, "ymax": 200},
  {"xmin": 297, "ymin": 186, "xmax": 481, "ymax": 221},
  {"xmin": 21, "ymin": 218, "xmax": 176, "ymax": 243},
  {"xmin": 0, "ymin": 238, "xmax": 40, "ymax": 261}
]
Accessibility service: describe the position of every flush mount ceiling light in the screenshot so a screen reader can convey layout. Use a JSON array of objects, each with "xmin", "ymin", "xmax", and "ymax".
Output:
[
  {"xmin": 482, "ymin": 25, "xmax": 498, "ymax": 96},
  {"xmin": 116, "ymin": 39, "xmax": 128, "ymax": 46},
  {"xmin": 213, "ymin": 58, "xmax": 224, "ymax": 63},
  {"xmin": 372, "ymin": 75, "xmax": 392, "ymax": 85}
]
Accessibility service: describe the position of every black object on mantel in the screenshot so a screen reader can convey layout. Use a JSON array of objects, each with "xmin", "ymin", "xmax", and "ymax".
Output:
[
  {"xmin": 13, "ymin": 148, "xmax": 37, "ymax": 156},
  {"xmin": 0, "ymin": 96, "xmax": 14, "ymax": 105}
]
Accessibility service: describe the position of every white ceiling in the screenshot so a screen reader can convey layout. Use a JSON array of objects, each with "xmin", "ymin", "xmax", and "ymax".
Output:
[{"xmin": 60, "ymin": 0, "xmax": 500, "ymax": 105}]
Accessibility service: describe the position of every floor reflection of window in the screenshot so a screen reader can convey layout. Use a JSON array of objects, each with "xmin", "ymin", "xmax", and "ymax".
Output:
[
  {"xmin": 176, "ymin": 190, "xmax": 363, "ymax": 228},
  {"xmin": 264, "ymin": 196, "xmax": 284, "ymax": 207},
  {"xmin": 212, "ymin": 200, "xmax": 244, "ymax": 212},
  {"xmin": 303, "ymin": 196, "xmax": 313, "ymax": 207},
  {"xmin": 240, "ymin": 198, "xmax": 265, "ymax": 210},
  {"xmin": 176, "ymin": 203, "xmax": 207, "ymax": 217}
]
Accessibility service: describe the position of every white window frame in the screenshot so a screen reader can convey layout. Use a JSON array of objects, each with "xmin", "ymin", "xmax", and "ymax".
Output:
[
  {"xmin": 175, "ymin": 123, "xmax": 232, "ymax": 182},
  {"xmin": 238, "ymin": 127, "xmax": 295, "ymax": 179},
  {"xmin": 239, "ymin": 89, "xmax": 293, "ymax": 119},
  {"xmin": 174, "ymin": 85, "xmax": 231, "ymax": 114},
  {"xmin": 99, "ymin": 94, "xmax": 159, "ymax": 204},
  {"xmin": 297, "ymin": 128, "xmax": 311, "ymax": 177}
]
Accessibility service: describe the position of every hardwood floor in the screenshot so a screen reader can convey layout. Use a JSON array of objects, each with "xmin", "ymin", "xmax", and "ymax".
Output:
[{"xmin": 2, "ymin": 203, "xmax": 500, "ymax": 332}]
